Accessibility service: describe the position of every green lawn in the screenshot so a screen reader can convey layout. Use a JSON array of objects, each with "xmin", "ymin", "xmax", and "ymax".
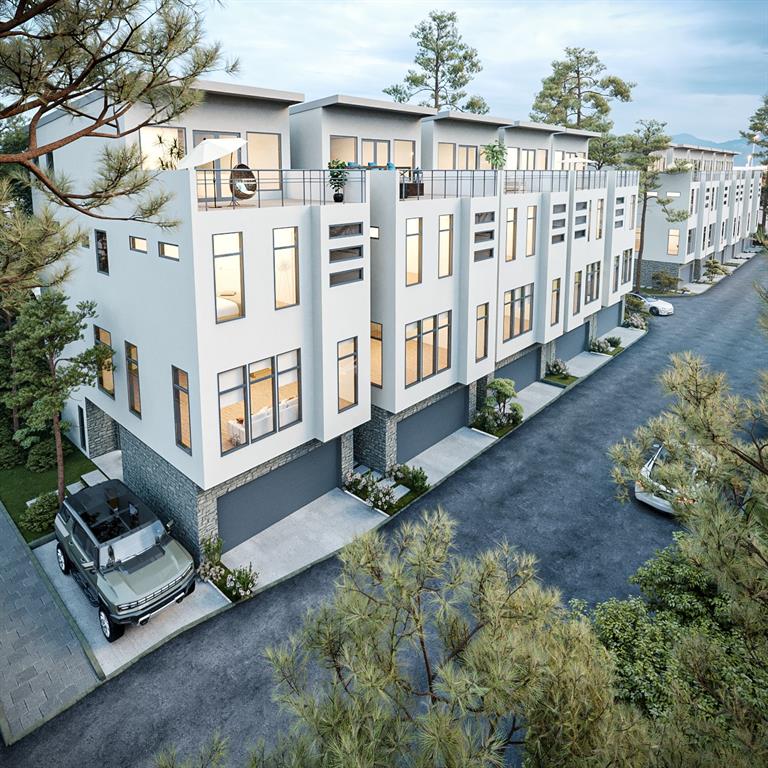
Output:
[
  {"xmin": 0, "ymin": 439, "xmax": 97, "ymax": 542},
  {"xmin": 544, "ymin": 373, "xmax": 579, "ymax": 388},
  {"xmin": 606, "ymin": 345, "xmax": 624, "ymax": 357}
]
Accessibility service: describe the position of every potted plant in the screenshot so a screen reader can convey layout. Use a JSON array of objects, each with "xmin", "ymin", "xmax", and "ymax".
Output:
[
  {"xmin": 480, "ymin": 139, "xmax": 508, "ymax": 170},
  {"xmin": 328, "ymin": 159, "xmax": 349, "ymax": 202}
]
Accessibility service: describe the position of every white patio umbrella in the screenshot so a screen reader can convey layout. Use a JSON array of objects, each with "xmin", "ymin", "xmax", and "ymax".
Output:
[{"xmin": 176, "ymin": 137, "xmax": 247, "ymax": 169}]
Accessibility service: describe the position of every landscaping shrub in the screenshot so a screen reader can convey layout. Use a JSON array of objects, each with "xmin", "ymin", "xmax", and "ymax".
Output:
[
  {"xmin": 389, "ymin": 464, "xmax": 430, "ymax": 495},
  {"xmin": 590, "ymin": 338, "xmax": 613, "ymax": 354},
  {"xmin": 343, "ymin": 470, "xmax": 376, "ymax": 501},
  {"xmin": 605, "ymin": 336, "xmax": 622, "ymax": 348},
  {"xmin": 623, "ymin": 312, "xmax": 648, "ymax": 330},
  {"xmin": 225, "ymin": 564, "xmax": 258, "ymax": 600},
  {"xmin": 199, "ymin": 535, "xmax": 258, "ymax": 601},
  {"xmin": 24, "ymin": 436, "xmax": 72, "ymax": 473},
  {"xmin": 20, "ymin": 491, "xmax": 59, "ymax": 536},
  {"xmin": 624, "ymin": 294, "xmax": 646, "ymax": 313},
  {"xmin": 0, "ymin": 416, "xmax": 24, "ymax": 469},
  {"xmin": 546, "ymin": 358, "xmax": 570, "ymax": 377},
  {"xmin": 369, "ymin": 482, "xmax": 397, "ymax": 515},
  {"xmin": 651, "ymin": 271, "xmax": 680, "ymax": 293},
  {"xmin": 703, "ymin": 259, "xmax": 728, "ymax": 283}
]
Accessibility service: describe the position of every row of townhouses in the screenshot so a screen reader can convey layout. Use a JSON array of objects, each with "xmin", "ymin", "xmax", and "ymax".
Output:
[
  {"xmin": 640, "ymin": 143, "xmax": 762, "ymax": 284},
  {"xmin": 35, "ymin": 81, "xmax": 761, "ymax": 559}
]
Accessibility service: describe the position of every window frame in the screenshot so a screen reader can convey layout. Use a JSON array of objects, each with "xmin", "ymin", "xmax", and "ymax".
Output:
[
  {"xmin": 337, "ymin": 337, "xmax": 359, "ymax": 413},
  {"xmin": 438, "ymin": 214, "xmax": 453, "ymax": 278},
  {"xmin": 550, "ymin": 278, "xmax": 561, "ymax": 326},
  {"xmin": 475, "ymin": 303, "xmax": 489, "ymax": 362},
  {"xmin": 505, "ymin": 207, "xmax": 518, "ymax": 261},
  {"xmin": 404, "ymin": 311, "xmax": 451, "ymax": 387},
  {"xmin": 503, "ymin": 284, "xmax": 534, "ymax": 341},
  {"xmin": 273, "ymin": 226, "xmax": 300, "ymax": 310},
  {"xmin": 370, "ymin": 321, "xmax": 383, "ymax": 389},
  {"xmin": 213, "ymin": 232, "xmax": 245, "ymax": 323},
  {"xmin": 158, "ymin": 241, "xmax": 180, "ymax": 261},
  {"xmin": 329, "ymin": 135, "xmax": 357, "ymax": 164},
  {"xmin": 95, "ymin": 230, "xmax": 109, "ymax": 275},
  {"xmin": 218, "ymin": 366, "xmax": 249, "ymax": 455},
  {"xmin": 172, "ymin": 366, "xmax": 192, "ymax": 453},
  {"xmin": 124, "ymin": 341, "xmax": 141, "ymax": 417},
  {"xmin": 573, "ymin": 271, "xmax": 582, "ymax": 315},
  {"xmin": 129, "ymin": 235, "xmax": 148, "ymax": 254},
  {"xmin": 405, "ymin": 217, "xmax": 422, "ymax": 286},
  {"xmin": 525, "ymin": 205, "xmax": 537, "ymax": 257},
  {"xmin": 94, "ymin": 325, "xmax": 114, "ymax": 397}
]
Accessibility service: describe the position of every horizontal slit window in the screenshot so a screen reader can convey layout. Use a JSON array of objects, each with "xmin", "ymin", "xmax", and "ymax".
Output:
[
  {"xmin": 575, "ymin": 201, "xmax": 587, "ymax": 211},
  {"xmin": 552, "ymin": 218, "xmax": 565, "ymax": 229},
  {"xmin": 329, "ymin": 222, "xmax": 363, "ymax": 238},
  {"xmin": 330, "ymin": 268, "xmax": 364, "ymax": 287},
  {"xmin": 159, "ymin": 242, "xmax": 179, "ymax": 260},
  {"xmin": 475, "ymin": 211, "xmax": 495, "ymax": 224},
  {"xmin": 553, "ymin": 203, "xmax": 567, "ymax": 213},
  {"xmin": 329, "ymin": 245, "xmax": 363, "ymax": 262},
  {"xmin": 575, "ymin": 215, "xmax": 587, "ymax": 225},
  {"xmin": 551, "ymin": 233, "xmax": 565, "ymax": 244},
  {"xmin": 474, "ymin": 230, "xmax": 494, "ymax": 243},
  {"xmin": 574, "ymin": 230, "xmax": 586, "ymax": 239},
  {"xmin": 129, "ymin": 236, "xmax": 147, "ymax": 253},
  {"xmin": 474, "ymin": 248, "xmax": 494, "ymax": 261}
]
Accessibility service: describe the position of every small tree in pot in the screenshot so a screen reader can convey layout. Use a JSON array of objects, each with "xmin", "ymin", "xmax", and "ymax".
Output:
[
  {"xmin": 328, "ymin": 159, "xmax": 349, "ymax": 202},
  {"xmin": 480, "ymin": 139, "xmax": 508, "ymax": 170}
]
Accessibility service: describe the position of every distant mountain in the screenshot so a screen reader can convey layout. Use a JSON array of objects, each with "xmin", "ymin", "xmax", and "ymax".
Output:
[{"xmin": 671, "ymin": 133, "xmax": 755, "ymax": 165}]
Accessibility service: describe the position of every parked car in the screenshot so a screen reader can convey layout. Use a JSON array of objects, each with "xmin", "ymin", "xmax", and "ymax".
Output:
[
  {"xmin": 627, "ymin": 292, "xmax": 674, "ymax": 316},
  {"xmin": 634, "ymin": 445, "xmax": 677, "ymax": 514},
  {"xmin": 54, "ymin": 480, "xmax": 195, "ymax": 642}
]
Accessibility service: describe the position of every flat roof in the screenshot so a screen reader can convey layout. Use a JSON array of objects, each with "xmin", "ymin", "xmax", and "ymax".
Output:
[
  {"xmin": 424, "ymin": 110, "xmax": 513, "ymax": 127},
  {"xmin": 290, "ymin": 94, "xmax": 436, "ymax": 118},
  {"xmin": 503, "ymin": 120, "xmax": 601, "ymax": 138},
  {"xmin": 671, "ymin": 143, "xmax": 740, "ymax": 156},
  {"xmin": 193, "ymin": 79, "xmax": 303, "ymax": 105}
]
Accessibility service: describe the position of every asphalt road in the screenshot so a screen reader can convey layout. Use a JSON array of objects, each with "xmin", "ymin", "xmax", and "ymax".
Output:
[{"xmin": 2, "ymin": 255, "xmax": 766, "ymax": 768}]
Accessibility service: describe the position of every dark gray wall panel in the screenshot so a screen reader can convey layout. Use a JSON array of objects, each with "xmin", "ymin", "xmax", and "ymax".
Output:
[
  {"xmin": 495, "ymin": 347, "xmax": 541, "ymax": 390},
  {"xmin": 397, "ymin": 388, "xmax": 467, "ymax": 464},
  {"xmin": 556, "ymin": 324, "xmax": 589, "ymax": 360},
  {"xmin": 218, "ymin": 439, "xmax": 340, "ymax": 552},
  {"xmin": 596, "ymin": 303, "xmax": 623, "ymax": 335}
]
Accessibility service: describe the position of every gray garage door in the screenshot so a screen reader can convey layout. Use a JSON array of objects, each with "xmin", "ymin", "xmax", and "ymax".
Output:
[
  {"xmin": 596, "ymin": 303, "xmax": 622, "ymax": 335},
  {"xmin": 217, "ymin": 439, "xmax": 340, "ymax": 552},
  {"xmin": 557, "ymin": 324, "xmax": 590, "ymax": 361},
  {"xmin": 495, "ymin": 347, "xmax": 541, "ymax": 390},
  {"xmin": 397, "ymin": 387, "xmax": 468, "ymax": 464}
]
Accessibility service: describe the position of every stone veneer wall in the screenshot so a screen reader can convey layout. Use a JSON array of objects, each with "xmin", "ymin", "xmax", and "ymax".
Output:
[
  {"xmin": 639, "ymin": 258, "xmax": 684, "ymax": 288},
  {"xmin": 85, "ymin": 398, "xmax": 119, "ymax": 458},
  {"xmin": 340, "ymin": 431, "xmax": 355, "ymax": 480}
]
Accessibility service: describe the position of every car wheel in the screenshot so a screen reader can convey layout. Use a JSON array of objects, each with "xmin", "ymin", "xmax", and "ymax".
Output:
[
  {"xmin": 649, "ymin": 306, "xmax": 660, "ymax": 316},
  {"xmin": 98, "ymin": 605, "xmax": 124, "ymax": 643},
  {"xmin": 55, "ymin": 543, "xmax": 70, "ymax": 575}
]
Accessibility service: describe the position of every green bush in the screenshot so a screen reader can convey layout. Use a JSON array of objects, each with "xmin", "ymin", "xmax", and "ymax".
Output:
[
  {"xmin": 590, "ymin": 338, "xmax": 613, "ymax": 354},
  {"xmin": 390, "ymin": 464, "xmax": 430, "ymax": 495},
  {"xmin": 24, "ymin": 436, "xmax": 72, "ymax": 473},
  {"xmin": 624, "ymin": 294, "xmax": 646, "ymax": 313},
  {"xmin": 651, "ymin": 271, "xmax": 680, "ymax": 292},
  {"xmin": 546, "ymin": 358, "xmax": 570, "ymax": 377},
  {"xmin": 0, "ymin": 416, "xmax": 24, "ymax": 470},
  {"xmin": 605, "ymin": 335, "xmax": 622, "ymax": 348},
  {"xmin": 20, "ymin": 491, "xmax": 59, "ymax": 536}
]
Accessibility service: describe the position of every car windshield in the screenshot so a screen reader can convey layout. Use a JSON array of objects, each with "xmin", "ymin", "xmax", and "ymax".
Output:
[{"xmin": 99, "ymin": 519, "xmax": 165, "ymax": 567}]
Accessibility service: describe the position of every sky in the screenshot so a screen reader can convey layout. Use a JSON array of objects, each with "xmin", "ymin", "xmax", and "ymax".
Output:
[{"xmin": 202, "ymin": 0, "xmax": 768, "ymax": 142}]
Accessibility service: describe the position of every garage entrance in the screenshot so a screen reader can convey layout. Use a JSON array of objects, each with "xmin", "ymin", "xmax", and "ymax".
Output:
[
  {"xmin": 557, "ymin": 324, "xmax": 590, "ymax": 360},
  {"xmin": 495, "ymin": 347, "xmax": 541, "ymax": 390},
  {"xmin": 596, "ymin": 303, "xmax": 622, "ymax": 335},
  {"xmin": 217, "ymin": 439, "xmax": 340, "ymax": 552},
  {"xmin": 396, "ymin": 388, "xmax": 468, "ymax": 464}
]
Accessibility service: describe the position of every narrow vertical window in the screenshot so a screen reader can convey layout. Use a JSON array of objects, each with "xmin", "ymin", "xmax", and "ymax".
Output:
[
  {"xmin": 95, "ymin": 230, "xmax": 109, "ymax": 274},
  {"xmin": 405, "ymin": 321, "xmax": 420, "ymax": 386},
  {"xmin": 506, "ymin": 207, "xmax": 517, "ymax": 261},
  {"xmin": 421, "ymin": 316, "xmax": 436, "ymax": 378},
  {"xmin": 405, "ymin": 217, "xmax": 422, "ymax": 286},
  {"xmin": 213, "ymin": 232, "xmax": 244, "ymax": 321},
  {"xmin": 437, "ymin": 142, "xmax": 455, "ymax": 170},
  {"xmin": 94, "ymin": 326, "xmax": 114, "ymax": 396},
  {"xmin": 667, "ymin": 228, "xmax": 680, "ymax": 256},
  {"xmin": 596, "ymin": 199, "xmax": 604, "ymax": 240},
  {"xmin": 550, "ymin": 279, "xmax": 561, "ymax": 326},
  {"xmin": 393, "ymin": 140, "xmax": 415, "ymax": 169},
  {"xmin": 371, "ymin": 322, "xmax": 383, "ymax": 388},
  {"xmin": 629, "ymin": 194, "xmax": 636, "ymax": 227},
  {"xmin": 337, "ymin": 338, "xmax": 358, "ymax": 412},
  {"xmin": 273, "ymin": 227, "xmax": 299, "ymax": 309},
  {"xmin": 525, "ymin": 205, "xmax": 537, "ymax": 256},
  {"xmin": 573, "ymin": 271, "xmax": 582, "ymax": 315},
  {"xmin": 438, "ymin": 214, "xmax": 453, "ymax": 278},
  {"xmin": 125, "ymin": 342, "xmax": 141, "ymax": 417},
  {"xmin": 276, "ymin": 349, "xmax": 301, "ymax": 428},
  {"xmin": 437, "ymin": 312, "xmax": 450, "ymax": 372},
  {"xmin": 219, "ymin": 366, "xmax": 248, "ymax": 454},
  {"xmin": 248, "ymin": 358, "xmax": 275, "ymax": 440},
  {"xmin": 172, "ymin": 367, "xmax": 192, "ymax": 452},
  {"xmin": 613, "ymin": 254, "xmax": 620, "ymax": 291},
  {"xmin": 475, "ymin": 303, "xmax": 489, "ymax": 361}
]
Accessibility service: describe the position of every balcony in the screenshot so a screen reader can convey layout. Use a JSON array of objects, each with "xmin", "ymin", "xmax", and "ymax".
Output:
[
  {"xmin": 615, "ymin": 170, "xmax": 640, "ymax": 187},
  {"xmin": 195, "ymin": 168, "xmax": 367, "ymax": 210},
  {"xmin": 503, "ymin": 171, "xmax": 569, "ymax": 193},
  {"xmin": 397, "ymin": 169, "xmax": 497, "ymax": 200},
  {"xmin": 573, "ymin": 170, "xmax": 608, "ymax": 190}
]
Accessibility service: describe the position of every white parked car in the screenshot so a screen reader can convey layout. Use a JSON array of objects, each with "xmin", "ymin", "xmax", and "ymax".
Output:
[{"xmin": 627, "ymin": 292, "xmax": 674, "ymax": 316}]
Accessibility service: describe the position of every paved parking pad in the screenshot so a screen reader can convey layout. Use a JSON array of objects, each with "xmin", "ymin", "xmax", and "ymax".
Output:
[
  {"xmin": 410, "ymin": 427, "xmax": 497, "ymax": 485},
  {"xmin": 34, "ymin": 542, "xmax": 228, "ymax": 678}
]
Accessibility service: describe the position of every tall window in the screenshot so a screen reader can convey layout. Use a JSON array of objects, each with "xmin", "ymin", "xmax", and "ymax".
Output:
[
  {"xmin": 394, "ymin": 140, "xmax": 415, "ymax": 169},
  {"xmin": 503, "ymin": 284, "xmax": 534, "ymax": 340},
  {"xmin": 550, "ymin": 279, "xmax": 561, "ymax": 325},
  {"xmin": 94, "ymin": 326, "xmax": 114, "ymax": 396},
  {"xmin": 247, "ymin": 132, "xmax": 281, "ymax": 190},
  {"xmin": 525, "ymin": 205, "xmax": 537, "ymax": 257},
  {"xmin": 629, "ymin": 194, "xmax": 637, "ymax": 227},
  {"xmin": 362, "ymin": 139, "xmax": 389, "ymax": 166},
  {"xmin": 218, "ymin": 367, "xmax": 248, "ymax": 454},
  {"xmin": 621, "ymin": 249, "xmax": 633, "ymax": 284},
  {"xmin": 95, "ymin": 230, "xmax": 109, "ymax": 274},
  {"xmin": 330, "ymin": 135, "xmax": 357, "ymax": 164},
  {"xmin": 438, "ymin": 214, "xmax": 453, "ymax": 278},
  {"xmin": 457, "ymin": 145, "xmax": 478, "ymax": 169},
  {"xmin": 475, "ymin": 303, "xmax": 489, "ymax": 361},
  {"xmin": 139, "ymin": 126, "xmax": 185, "ymax": 170},
  {"xmin": 573, "ymin": 271, "xmax": 582, "ymax": 315},
  {"xmin": 585, "ymin": 261, "xmax": 601, "ymax": 303},
  {"xmin": 535, "ymin": 148, "xmax": 548, "ymax": 170},
  {"xmin": 125, "ymin": 342, "xmax": 141, "ymax": 417},
  {"xmin": 172, "ymin": 367, "xmax": 192, "ymax": 452},
  {"xmin": 248, "ymin": 358, "xmax": 275, "ymax": 440},
  {"xmin": 437, "ymin": 142, "xmax": 455, "ymax": 169},
  {"xmin": 213, "ymin": 232, "xmax": 244, "ymax": 322},
  {"xmin": 405, "ymin": 217, "xmax": 422, "ymax": 286},
  {"xmin": 505, "ymin": 207, "xmax": 517, "ymax": 261},
  {"xmin": 371, "ymin": 322, "xmax": 383, "ymax": 388},
  {"xmin": 337, "ymin": 338, "xmax": 358, "ymax": 412},
  {"xmin": 595, "ymin": 198, "xmax": 604, "ymax": 240},
  {"xmin": 405, "ymin": 312, "xmax": 451, "ymax": 386},
  {"xmin": 273, "ymin": 227, "xmax": 299, "ymax": 308},
  {"xmin": 667, "ymin": 228, "xmax": 680, "ymax": 256},
  {"xmin": 613, "ymin": 254, "xmax": 620, "ymax": 292},
  {"xmin": 519, "ymin": 149, "xmax": 535, "ymax": 170}
]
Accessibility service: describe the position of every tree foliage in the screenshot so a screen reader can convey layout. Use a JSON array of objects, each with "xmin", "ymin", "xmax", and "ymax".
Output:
[
  {"xmin": 2, "ymin": 291, "xmax": 112, "ymax": 501},
  {"xmin": 530, "ymin": 47, "xmax": 633, "ymax": 133},
  {"xmin": 0, "ymin": 0, "xmax": 235, "ymax": 224},
  {"xmin": 622, "ymin": 120, "xmax": 690, "ymax": 291},
  {"xmin": 588, "ymin": 133, "xmax": 625, "ymax": 170},
  {"xmin": 741, "ymin": 94, "xmax": 768, "ymax": 228},
  {"xmin": 384, "ymin": 10, "xmax": 488, "ymax": 114}
]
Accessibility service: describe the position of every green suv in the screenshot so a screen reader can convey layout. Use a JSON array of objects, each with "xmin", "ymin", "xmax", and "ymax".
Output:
[{"xmin": 54, "ymin": 480, "xmax": 196, "ymax": 642}]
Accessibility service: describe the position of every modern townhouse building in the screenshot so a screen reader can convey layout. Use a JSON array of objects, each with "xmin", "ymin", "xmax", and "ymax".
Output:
[
  {"xmin": 638, "ymin": 144, "xmax": 762, "ymax": 285},
  {"xmin": 36, "ymin": 83, "xmax": 639, "ymax": 560}
]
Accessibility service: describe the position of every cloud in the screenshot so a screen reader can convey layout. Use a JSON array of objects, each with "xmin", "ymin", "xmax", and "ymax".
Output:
[{"xmin": 204, "ymin": 0, "xmax": 767, "ymax": 141}]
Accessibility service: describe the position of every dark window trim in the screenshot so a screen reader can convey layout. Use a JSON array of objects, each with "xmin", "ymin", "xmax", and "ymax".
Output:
[
  {"xmin": 503, "ymin": 284, "xmax": 534, "ymax": 341},
  {"xmin": 329, "ymin": 222, "xmax": 364, "ymax": 239},
  {"xmin": 158, "ymin": 241, "xmax": 180, "ymax": 261},
  {"xmin": 172, "ymin": 365, "xmax": 192, "ymax": 454},
  {"xmin": 370, "ymin": 321, "xmax": 383, "ymax": 389},
  {"xmin": 475, "ymin": 303, "xmax": 489, "ymax": 362},
  {"xmin": 247, "ymin": 357, "xmax": 277, "ymax": 444},
  {"xmin": 273, "ymin": 226, "xmax": 300, "ymax": 311},
  {"xmin": 329, "ymin": 245, "xmax": 364, "ymax": 263},
  {"xmin": 329, "ymin": 134, "xmax": 358, "ymax": 164},
  {"xmin": 124, "ymin": 341, "xmax": 141, "ymax": 418},
  {"xmin": 213, "ymin": 232, "xmax": 245, "ymax": 324},
  {"xmin": 128, "ymin": 235, "xmax": 148, "ymax": 254},
  {"xmin": 438, "ymin": 213, "xmax": 453, "ymax": 279},
  {"xmin": 330, "ymin": 268, "xmax": 364, "ymax": 287},
  {"xmin": 95, "ymin": 229, "xmax": 109, "ymax": 275},
  {"xmin": 404, "ymin": 311, "xmax": 451, "ymax": 388},
  {"xmin": 218, "ymin": 366, "xmax": 249, "ymax": 456},
  {"xmin": 94, "ymin": 325, "xmax": 115, "ymax": 398},
  {"xmin": 405, "ymin": 217, "xmax": 422, "ymax": 287},
  {"xmin": 337, "ymin": 337, "xmax": 359, "ymax": 413}
]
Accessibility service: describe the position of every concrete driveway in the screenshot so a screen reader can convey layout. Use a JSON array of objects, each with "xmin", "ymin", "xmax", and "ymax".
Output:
[{"xmin": 3, "ymin": 254, "xmax": 767, "ymax": 768}]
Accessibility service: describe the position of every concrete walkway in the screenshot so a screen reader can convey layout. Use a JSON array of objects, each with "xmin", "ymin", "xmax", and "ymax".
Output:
[
  {"xmin": 91, "ymin": 450, "xmax": 123, "ymax": 482},
  {"xmin": 0, "ymin": 506, "xmax": 98, "ymax": 745},
  {"xmin": 35, "ymin": 543, "xmax": 228, "ymax": 679},
  {"xmin": 409, "ymin": 427, "xmax": 497, "ymax": 485},
  {"xmin": 516, "ymin": 381, "xmax": 562, "ymax": 421},
  {"xmin": 221, "ymin": 488, "xmax": 383, "ymax": 587},
  {"xmin": 598, "ymin": 326, "xmax": 645, "ymax": 349}
]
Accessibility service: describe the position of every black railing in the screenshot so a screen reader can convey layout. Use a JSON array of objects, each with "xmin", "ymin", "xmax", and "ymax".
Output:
[
  {"xmin": 573, "ymin": 170, "xmax": 608, "ymax": 191},
  {"xmin": 615, "ymin": 170, "xmax": 640, "ymax": 187},
  {"xmin": 503, "ymin": 170, "xmax": 569, "ymax": 193},
  {"xmin": 398, "ymin": 169, "xmax": 497, "ymax": 200},
  {"xmin": 195, "ymin": 168, "xmax": 367, "ymax": 210}
]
